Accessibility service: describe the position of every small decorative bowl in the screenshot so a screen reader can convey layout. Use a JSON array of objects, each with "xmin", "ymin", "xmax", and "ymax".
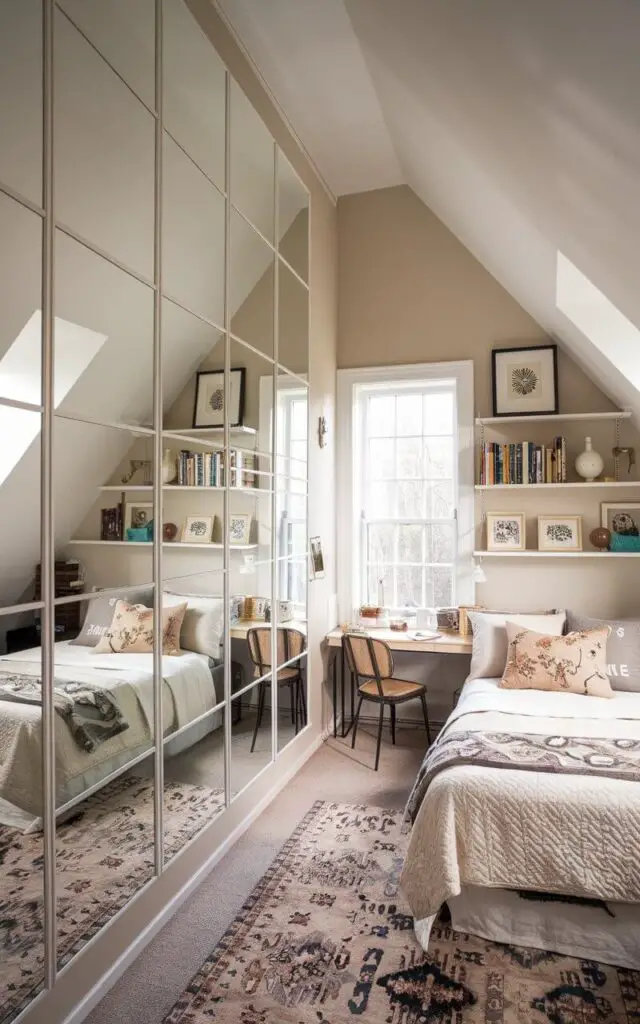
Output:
[{"xmin": 389, "ymin": 618, "xmax": 408, "ymax": 632}]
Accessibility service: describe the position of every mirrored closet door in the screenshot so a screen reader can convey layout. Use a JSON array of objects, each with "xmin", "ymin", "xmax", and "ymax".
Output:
[{"xmin": 0, "ymin": 2, "xmax": 309, "ymax": 1021}]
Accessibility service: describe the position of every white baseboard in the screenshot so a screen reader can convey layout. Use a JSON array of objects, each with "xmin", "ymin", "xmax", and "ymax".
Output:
[{"xmin": 63, "ymin": 729, "xmax": 326, "ymax": 1024}]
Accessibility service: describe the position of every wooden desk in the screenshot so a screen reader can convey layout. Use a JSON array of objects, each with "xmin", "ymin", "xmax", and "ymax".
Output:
[
  {"xmin": 326, "ymin": 627, "xmax": 472, "ymax": 739},
  {"xmin": 231, "ymin": 619, "xmax": 307, "ymax": 640}
]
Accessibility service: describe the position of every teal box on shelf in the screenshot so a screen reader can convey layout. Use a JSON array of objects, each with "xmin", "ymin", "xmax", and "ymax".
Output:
[
  {"xmin": 610, "ymin": 532, "xmax": 640, "ymax": 553},
  {"xmin": 126, "ymin": 521, "xmax": 154, "ymax": 543}
]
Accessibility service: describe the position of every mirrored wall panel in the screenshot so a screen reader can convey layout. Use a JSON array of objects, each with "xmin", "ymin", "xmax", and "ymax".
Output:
[{"xmin": 0, "ymin": 2, "xmax": 309, "ymax": 1019}]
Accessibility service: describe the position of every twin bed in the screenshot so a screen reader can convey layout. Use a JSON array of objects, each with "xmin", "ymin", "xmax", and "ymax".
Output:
[
  {"xmin": 0, "ymin": 641, "xmax": 222, "ymax": 826},
  {"xmin": 401, "ymin": 669, "xmax": 640, "ymax": 968}
]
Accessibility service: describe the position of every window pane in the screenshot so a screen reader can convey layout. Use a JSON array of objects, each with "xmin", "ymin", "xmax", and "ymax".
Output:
[
  {"xmin": 368, "ymin": 524, "xmax": 394, "ymax": 564},
  {"xmin": 427, "ymin": 524, "xmax": 454, "ymax": 563},
  {"xmin": 367, "ymin": 481, "xmax": 395, "ymax": 517},
  {"xmin": 367, "ymin": 395, "xmax": 395, "ymax": 436},
  {"xmin": 398, "ymin": 524, "xmax": 422, "ymax": 563},
  {"xmin": 368, "ymin": 438, "xmax": 395, "ymax": 479},
  {"xmin": 396, "ymin": 566, "xmax": 422, "ymax": 609},
  {"xmin": 425, "ymin": 392, "xmax": 454, "ymax": 435},
  {"xmin": 366, "ymin": 564, "xmax": 392, "ymax": 606},
  {"xmin": 397, "ymin": 437, "xmax": 422, "ymax": 478},
  {"xmin": 291, "ymin": 399, "xmax": 307, "ymax": 440},
  {"xmin": 397, "ymin": 480, "xmax": 423, "ymax": 518},
  {"xmin": 424, "ymin": 437, "xmax": 453, "ymax": 478},
  {"xmin": 432, "ymin": 567, "xmax": 453, "ymax": 608},
  {"xmin": 396, "ymin": 394, "xmax": 422, "ymax": 436},
  {"xmin": 427, "ymin": 479, "xmax": 454, "ymax": 518}
]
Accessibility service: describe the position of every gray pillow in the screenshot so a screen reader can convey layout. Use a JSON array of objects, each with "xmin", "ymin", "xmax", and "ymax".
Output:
[
  {"xmin": 71, "ymin": 586, "xmax": 153, "ymax": 647},
  {"xmin": 566, "ymin": 611, "xmax": 640, "ymax": 692}
]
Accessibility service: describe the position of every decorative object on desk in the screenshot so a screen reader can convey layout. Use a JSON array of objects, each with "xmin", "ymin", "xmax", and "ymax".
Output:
[
  {"xmin": 100, "ymin": 504, "xmax": 123, "ymax": 540},
  {"xmin": 230, "ymin": 595, "xmax": 245, "ymax": 622},
  {"xmin": 309, "ymin": 535, "xmax": 325, "ymax": 579},
  {"xmin": 486, "ymin": 512, "xmax": 526, "ymax": 551},
  {"xmin": 458, "ymin": 604, "xmax": 483, "ymax": 637},
  {"xmin": 181, "ymin": 515, "xmax": 214, "ymax": 544},
  {"xmin": 277, "ymin": 599, "xmax": 294, "ymax": 622},
  {"xmin": 317, "ymin": 414, "xmax": 327, "ymax": 448},
  {"xmin": 575, "ymin": 436, "xmax": 604, "ymax": 482},
  {"xmin": 162, "ymin": 448, "xmax": 177, "ymax": 484},
  {"xmin": 124, "ymin": 502, "xmax": 153, "ymax": 532},
  {"xmin": 243, "ymin": 595, "xmax": 267, "ymax": 621},
  {"xmin": 192, "ymin": 367, "xmax": 245, "ymax": 428},
  {"xmin": 121, "ymin": 459, "xmax": 152, "ymax": 485},
  {"xmin": 229, "ymin": 512, "xmax": 252, "ymax": 545},
  {"xmin": 436, "ymin": 607, "xmax": 460, "ymax": 633},
  {"xmin": 610, "ymin": 533, "xmax": 640, "ymax": 553},
  {"xmin": 163, "ymin": 522, "xmax": 178, "ymax": 542},
  {"xmin": 613, "ymin": 445, "xmax": 636, "ymax": 476},
  {"xmin": 126, "ymin": 521, "xmax": 153, "ymax": 542},
  {"xmin": 601, "ymin": 500, "xmax": 640, "ymax": 540},
  {"xmin": 491, "ymin": 343, "xmax": 558, "ymax": 417},
  {"xmin": 389, "ymin": 618, "xmax": 408, "ymax": 631},
  {"xmin": 589, "ymin": 526, "xmax": 611, "ymax": 551},
  {"xmin": 537, "ymin": 515, "xmax": 582, "ymax": 552}
]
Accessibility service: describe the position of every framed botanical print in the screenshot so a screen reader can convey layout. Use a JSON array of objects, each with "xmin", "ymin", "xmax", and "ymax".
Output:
[
  {"xmin": 492, "ymin": 344, "xmax": 558, "ymax": 417},
  {"xmin": 182, "ymin": 515, "xmax": 214, "ymax": 544},
  {"xmin": 601, "ymin": 501, "xmax": 640, "ymax": 536},
  {"xmin": 538, "ymin": 515, "xmax": 582, "ymax": 552},
  {"xmin": 192, "ymin": 368, "xmax": 246, "ymax": 429},
  {"xmin": 229, "ymin": 513, "xmax": 252, "ymax": 545},
  {"xmin": 486, "ymin": 512, "xmax": 526, "ymax": 551}
]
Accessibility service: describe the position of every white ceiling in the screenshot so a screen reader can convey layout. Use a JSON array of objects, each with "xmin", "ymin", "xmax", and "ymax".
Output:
[{"xmin": 216, "ymin": 0, "xmax": 640, "ymax": 419}]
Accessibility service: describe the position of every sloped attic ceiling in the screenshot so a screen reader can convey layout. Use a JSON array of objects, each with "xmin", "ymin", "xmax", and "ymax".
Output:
[{"xmin": 216, "ymin": 0, "xmax": 640, "ymax": 420}]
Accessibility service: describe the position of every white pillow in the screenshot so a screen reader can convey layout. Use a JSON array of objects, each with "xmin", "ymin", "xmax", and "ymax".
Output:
[
  {"xmin": 467, "ymin": 610, "xmax": 566, "ymax": 681},
  {"xmin": 163, "ymin": 592, "xmax": 224, "ymax": 660}
]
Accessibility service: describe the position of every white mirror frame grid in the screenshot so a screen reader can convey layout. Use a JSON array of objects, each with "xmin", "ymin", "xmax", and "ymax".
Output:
[{"xmin": 0, "ymin": 1, "xmax": 310, "ymax": 1020}]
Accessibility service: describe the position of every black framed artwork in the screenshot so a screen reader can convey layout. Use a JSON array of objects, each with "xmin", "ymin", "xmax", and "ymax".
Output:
[
  {"xmin": 491, "ymin": 344, "xmax": 558, "ymax": 417},
  {"xmin": 192, "ymin": 368, "xmax": 246, "ymax": 428}
]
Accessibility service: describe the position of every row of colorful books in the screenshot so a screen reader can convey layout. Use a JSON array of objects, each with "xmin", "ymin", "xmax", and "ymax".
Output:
[
  {"xmin": 479, "ymin": 437, "xmax": 567, "ymax": 485},
  {"xmin": 176, "ymin": 449, "xmax": 257, "ymax": 488}
]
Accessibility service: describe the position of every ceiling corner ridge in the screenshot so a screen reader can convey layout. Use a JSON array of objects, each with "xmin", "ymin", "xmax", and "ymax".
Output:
[{"xmin": 210, "ymin": 0, "xmax": 337, "ymax": 207}]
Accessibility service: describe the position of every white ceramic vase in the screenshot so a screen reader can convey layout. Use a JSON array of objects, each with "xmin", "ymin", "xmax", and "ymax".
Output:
[
  {"xmin": 575, "ymin": 436, "xmax": 604, "ymax": 482},
  {"xmin": 161, "ymin": 448, "xmax": 177, "ymax": 484}
]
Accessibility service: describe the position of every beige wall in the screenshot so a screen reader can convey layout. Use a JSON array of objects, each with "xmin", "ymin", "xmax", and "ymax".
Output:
[
  {"xmin": 336, "ymin": 184, "xmax": 640, "ymax": 713},
  {"xmin": 27, "ymin": 4, "xmax": 337, "ymax": 1022}
]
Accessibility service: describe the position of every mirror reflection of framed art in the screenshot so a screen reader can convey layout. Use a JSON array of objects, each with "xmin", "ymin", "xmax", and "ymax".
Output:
[{"xmin": 192, "ymin": 367, "xmax": 246, "ymax": 428}]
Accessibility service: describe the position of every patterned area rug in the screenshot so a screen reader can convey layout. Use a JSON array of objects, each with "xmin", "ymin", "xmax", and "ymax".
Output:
[
  {"xmin": 164, "ymin": 801, "xmax": 639, "ymax": 1024},
  {"xmin": 1, "ymin": 777, "xmax": 224, "ymax": 1024}
]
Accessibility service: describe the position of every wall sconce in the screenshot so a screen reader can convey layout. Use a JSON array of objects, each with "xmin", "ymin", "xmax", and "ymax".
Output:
[{"xmin": 318, "ymin": 415, "xmax": 327, "ymax": 448}]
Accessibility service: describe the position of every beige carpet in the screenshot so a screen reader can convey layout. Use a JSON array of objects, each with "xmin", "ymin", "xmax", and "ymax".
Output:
[{"xmin": 159, "ymin": 800, "xmax": 639, "ymax": 1023}]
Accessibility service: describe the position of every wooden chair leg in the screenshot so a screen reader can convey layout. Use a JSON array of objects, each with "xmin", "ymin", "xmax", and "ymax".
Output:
[
  {"xmin": 420, "ymin": 691, "xmax": 432, "ymax": 746},
  {"xmin": 351, "ymin": 695, "xmax": 364, "ymax": 749},
  {"xmin": 250, "ymin": 681, "xmax": 266, "ymax": 753},
  {"xmin": 390, "ymin": 704, "xmax": 397, "ymax": 745},
  {"xmin": 374, "ymin": 703, "xmax": 385, "ymax": 771}
]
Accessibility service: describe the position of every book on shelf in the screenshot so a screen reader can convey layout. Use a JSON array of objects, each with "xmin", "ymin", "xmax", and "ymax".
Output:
[
  {"xmin": 175, "ymin": 449, "xmax": 257, "ymax": 488},
  {"xmin": 479, "ymin": 437, "xmax": 567, "ymax": 485},
  {"xmin": 100, "ymin": 503, "xmax": 123, "ymax": 540}
]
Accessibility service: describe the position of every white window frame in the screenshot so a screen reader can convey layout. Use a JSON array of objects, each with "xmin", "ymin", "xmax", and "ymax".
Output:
[{"xmin": 337, "ymin": 361, "xmax": 475, "ymax": 623}]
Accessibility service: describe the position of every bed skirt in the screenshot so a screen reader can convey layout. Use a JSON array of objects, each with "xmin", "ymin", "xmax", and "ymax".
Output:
[{"xmin": 416, "ymin": 886, "xmax": 640, "ymax": 970}]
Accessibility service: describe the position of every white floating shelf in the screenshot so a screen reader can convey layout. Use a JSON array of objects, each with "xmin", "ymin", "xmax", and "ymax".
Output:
[
  {"xmin": 98, "ymin": 485, "xmax": 266, "ymax": 493},
  {"xmin": 475, "ymin": 481, "xmax": 640, "ymax": 491},
  {"xmin": 166, "ymin": 425, "xmax": 257, "ymax": 436},
  {"xmin": 475, "ymin": 411, "xmax": 631, "ymax": 426},
  {"xmin": 473, "ymin": 550, "xmax": 640, "ymax": 558},
  {"xmin": 67, "ymin": 540, "xmax": 257, "ymax": 550}
]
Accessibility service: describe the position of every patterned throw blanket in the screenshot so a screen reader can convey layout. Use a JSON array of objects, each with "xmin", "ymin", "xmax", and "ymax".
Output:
[
  {"xmin": 405, "ymin": 730, "xmax": 640, "ymax": 825},
  {"xmin": 0, "ymin": 673, "xmax": 129, "ymax": 752}
]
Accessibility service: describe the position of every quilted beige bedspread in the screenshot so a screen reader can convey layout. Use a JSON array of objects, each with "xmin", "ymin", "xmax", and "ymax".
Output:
[{"xmin": 401, "ymin": 677, "xmax": 640, "ymax": 923}]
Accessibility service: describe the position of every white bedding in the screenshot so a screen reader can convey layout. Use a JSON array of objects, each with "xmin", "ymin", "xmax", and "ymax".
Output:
[
  {"xmin": 0, "ymin": 642, "xmax": 218, "ymax": 819},
  {"xmin": 402, "ymin": 676, "xmax": 640, "ymax": 951}
]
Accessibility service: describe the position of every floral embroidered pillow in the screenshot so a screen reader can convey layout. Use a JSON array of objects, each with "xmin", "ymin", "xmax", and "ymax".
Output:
[
  {"xmin": 500, "ymin": 622, "xmax": 613, "ymax": 698},
  {"xmin": 93, "ymin": 600, "xmax": 187, "ymax": 656}
]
